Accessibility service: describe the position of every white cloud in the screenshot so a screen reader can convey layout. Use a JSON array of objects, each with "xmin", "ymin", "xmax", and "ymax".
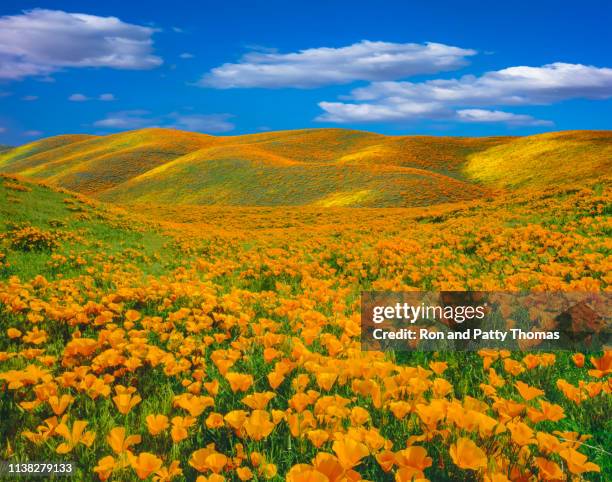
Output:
[
  {"xmin": 179, "ymin": 52, "xmax": 194, "ymax": 59},
  {"xmin": 168, "ymin": 113, "xmax": 234, "ymax": 133},
  {"xmin": 0, "ymin": 9, "xmax": 162, "ymax": 80},
  {"xmin": 317, "ymin": 62, "xmax": 612, "ymax": 124},
  {"xmin": 456, "ymin": 109, "xmax": 552, "ymax": 126},
  {"xmin": 318, "ymin": 100, "xmax": 443, "ymax": 123},
  {"xmin": 349, "ymin": 63, "xmax": 612, "ymax": 104},
  {"xmin": 22, "ymin": 95, "xmax": 38, "ymax": 101},
  {"xmin": 198, "ymin": 40, "xmax": 476, "ymax": 89},
  {"xmin": 94, "ymin": 111, "xmax": 235, "ymax": 133},
  {"xmin": 69, "ymin": 93, "xmax": 89, "ymax": 102},
  {"xmin": 93, "ymin": 110, "xmax": 154, "ymax": 129},
  {"xmin": 99, "ymin": 93, "xmax": 115, "ymax": 101}
]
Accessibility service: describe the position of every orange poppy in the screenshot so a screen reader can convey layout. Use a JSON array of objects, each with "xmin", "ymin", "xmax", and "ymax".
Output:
[
  {"xmin": 107, "ymin": 426, "xmax": 141, "ymax": 454},
  {"xmin": 244, "ymin": 410, "xmax": 275, "ymax": 441},
  {"xmin": 449, "ymin": 438, "xmax": 487, "ymax": 470},
  {"xmin": 47, "ymin": 394, "xmax": 74, "ymax": 416},
  {"xmin": 146, "ymin": 414, "xmax": 169, "ymax": 436},
  {"xmin": 113, "ymin": 392, "xmax": 142, "ymax": 415},
  {"xmin": 332, "ymin": 437, "xmax": 369, "ymax": 470},
  {"xmin": 55, "ymin": 420, "xmax": 95, "ymax": 454},
  {"xmin": 128, "ymin": 452, "xmax": 163, "ymax": 480}
]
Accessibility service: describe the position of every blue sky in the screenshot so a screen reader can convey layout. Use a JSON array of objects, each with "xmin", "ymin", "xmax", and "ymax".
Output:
[{"xmin": 0, "ymin": 0, "xmax": 611, "ymax": 144}]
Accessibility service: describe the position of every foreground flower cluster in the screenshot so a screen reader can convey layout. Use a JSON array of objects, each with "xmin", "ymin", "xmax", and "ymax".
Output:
[{"xmin": 0, "ymin": 176, "xmax": 610, "ymax": 481}]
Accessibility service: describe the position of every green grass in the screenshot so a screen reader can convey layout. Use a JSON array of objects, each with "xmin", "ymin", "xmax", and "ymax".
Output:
[{"xmin": 0, "ymin": 176, "xmax": 185, "ymax": 281}]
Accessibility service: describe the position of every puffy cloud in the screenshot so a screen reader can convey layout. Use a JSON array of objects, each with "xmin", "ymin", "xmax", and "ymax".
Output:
[
  {"xmin": 68, "ymin": 93, "xmax": 89, "ymax": 102},
  {"xmin": 0, "ymin": 9, "xmax": 162, "ymax": 80},
  {"xmin": 317, "ymin": 63, "xmax": 612, "ymax": 124},
  {"xmin": 179, "ymin": 52, "xmax": 194, "ymax": 59},
  {"xmin": 318, "ymin": 100, "xmax": 444, "ymax": 123},
  {"xmin": 349, "ymin": 63, "xmax": 612, "ymax": 104},
  {"xmin": 94, "ymin": 111, "xmax": 235, "ymax": 133},
  {"xmin": 198, "ymin": 40, "xmax": 476, "ymax": 89},
  {"xmin": 99, "ymin": 93, "xmax": 115, "ymax": 101}
]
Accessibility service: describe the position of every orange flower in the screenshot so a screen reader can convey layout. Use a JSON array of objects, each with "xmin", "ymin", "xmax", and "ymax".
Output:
[
  {"xmin": 113, "ymin": 392, "xmax": 142, "ymax": 415},
  {"xmin": 306, "ymin": 429, "xmax": 329, "ymax": 448},
  {"xmin": 571, "ymin": 353, "xmax": 585, "ymax": 367},
  {"xmin": 514, "ymin": 381, "xmax": 544, "ymax": 401},
  {"xmin": 203, "ymin": 379, "xmax": 219, "ymax": 396},
  {"xmin": 315, "ymin": 372, "xmax": 338, "ymax": 391},
  {"xmin": 107, "ymin": 426, "xmax": 141, "ymax": 454},
  {"xmin": 449, "ymin": 438, "xmax": 487, "ymax": 470},
  {"xmin": 204, "ymin": 453, "xmax": 227, "ymax": 474},
  {"xmin": 125, "ymin": 309, "xmax": 141, "ymax": 322},
  {"xmin": 236, "ymin": 466, "xmax": 253, "ymax": 480},
  {"xmin": 429, "ymin": 361, "xmax": 448, "ymax": 375},
  {"xmin": 536, "ymin": 432, "xmax": 563, "ymax": 454},
  {"xmin": 503, "ymin": 358, "xmax": 524, "ymax": 376},
  {"xmin": 55, "ymin": 420, "xmax": 95, "ymax": 454},
  {"xmin": 128, "ymin": 452, "xmax": 163, "ymax": 480},
  {"xmin": 588, "ymin": 350, "xmax": 612, "ymax": 378},
  {"xmin": 558, "ymin": 448, "xmax": 600, "ymax": 475},
  {"xmin": 389, "ymin": 401, "xmax": 412, "ymax": 420},
  {"xmin": 225, "ymin": 372, "xmax": 253, "ymax": 393},
  {"xmin": 332, "ymin": 437, "xmax": 369, "ymax": 469},
  {"xmin": 286, "ymin": 465, "xmax": 329, "ymax": 482},
  {"xmin": 93, "ymin": 455, "xmax": 116, "ymax": 481},
  {"xmin": 205, "ymin": 412, "xmax": 225, "ymax": 429},
  {"xmin": 267, "ymin": 370, "xmax": 285, "ymax": 389},
  {"xmin": 312, "ymin": 452, "xmax": 344, "ymax": 481},
  {"xmin": 534, "ymin": 457, "xmax": 564, "ymax": 480},
  {"xmin": 153, "ymin": 460, "xmax": 182, "ymax": 482},
  {"xmin": 507, "ymin": 421, "xmax": 535, "ymax": 446},
  {"xmin": 242, "ymin": 391, "xmax": 275, "ymax": 410},
  {"xmin": 538, "ymin": 400, "xmax": 565, "ymax": 422},
  {"xmin": 244, "ymin": 410, "xmax": 275, "ymax": 441},
  {"xmin": 7, "ymin": 328, "xmax": 22, "ymax": 339},
  {"xmin": 224, "ymin": 410, "xmax": 248, "ymax": 432},
  {"xmin": 350, "ymin": 406, "xmax": 370, "ymax": 425},
  {"xmin": 171, "ymin": 416, "xmax": 195, "ymax": 443},
  {"xmin": 376, "ymin": 450, "xmax": 396, "ymax": 472},
  {"xmin": 47, "ymin": 394, "xmax": 74, "ymax": 416},
  {"xmin": 395, "ymin": 446, "xmax": 432, "ymax": 474},
  {"xmin": 173, "ymin": 394, "xmax": 214, "ymax": 417},
  {"xmin": 415, "ymin": 400, "xmax": 445, "ymax": 429},
  {"xmin": 146, "ymin": 414, "xmax": 169, "ymax": 435},
  {"xmin": 190, "ymin": 448, "xmax": 216, "ymax": 473}
]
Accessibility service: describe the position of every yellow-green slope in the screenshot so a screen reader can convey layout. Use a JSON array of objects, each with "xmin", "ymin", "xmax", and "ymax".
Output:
[
  {"xmin": 0, "ymin": 128, "xmax": 609, "ymax": 207},
  {"xmin": 464, "ymin": 130, "xmax": 612, "ymax": 188}
]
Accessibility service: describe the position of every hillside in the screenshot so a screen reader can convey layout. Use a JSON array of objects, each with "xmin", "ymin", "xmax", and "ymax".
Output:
[
  {"xmin": 464, "ymin": 130, "xmax": 612, "ymax": 188},
  {"xmin": 0, "ymin": 128, "xmax": 610, "ymax": 207}
]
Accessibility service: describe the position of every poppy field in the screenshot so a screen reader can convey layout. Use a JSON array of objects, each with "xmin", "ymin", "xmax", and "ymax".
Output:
[{"xmin": 0, "ymin": 174, "xmax": 610, "ymax": 481}]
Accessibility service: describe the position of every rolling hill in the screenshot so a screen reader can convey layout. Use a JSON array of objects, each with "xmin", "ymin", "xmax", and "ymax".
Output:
[{"xmin": 0, "ymin": 128, "xmax": 609, "ymax": 207}]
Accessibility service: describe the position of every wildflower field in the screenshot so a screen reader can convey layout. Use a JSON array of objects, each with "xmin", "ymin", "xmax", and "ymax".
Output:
[{"xmin": 0, "ymin": 171, "xmax": 610, "ymax": 481}]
